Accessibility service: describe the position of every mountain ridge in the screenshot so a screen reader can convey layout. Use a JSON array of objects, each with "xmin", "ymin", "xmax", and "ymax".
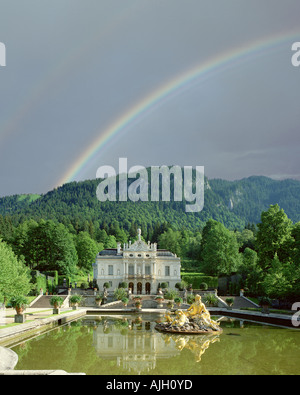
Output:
[{"xmin": 0, "ymin": 174, "xmax": 299, "ymax": 231}]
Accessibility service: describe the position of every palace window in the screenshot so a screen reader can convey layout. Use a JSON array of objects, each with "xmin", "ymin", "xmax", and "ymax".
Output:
[
  {"xmin": 145, "ymin": 265, "xmax": 151, "ymax": 275},
  {"xmin": 128, "ymin": 265, "xmax": 134, "ymax": 275},
  {"xmin": 165, "ymin": 266, "xmax": 170, "ymax": 276},
  {"xmin": 108, "ymin": 265, "xmax": 113, "ymax": 275}
]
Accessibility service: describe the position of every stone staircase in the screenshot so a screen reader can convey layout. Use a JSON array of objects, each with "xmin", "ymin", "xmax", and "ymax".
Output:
[
  {"xmin": 219, "ymin": 296, "xmax": 258, "ymax": 309},
  {"xmin": 30, "ymin": 295, "xmax": 69, "ymax": 309},
  {"xmin": 100, "ymin": 295, "xmax": 158, "ymax": 310}
]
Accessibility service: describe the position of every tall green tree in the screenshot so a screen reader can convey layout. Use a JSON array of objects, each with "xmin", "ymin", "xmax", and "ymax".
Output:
[
  {"xmin": 158, "ymin": 229, "xmax": 182, "ymax": 256},
  {"xmin": 0, "ymin": 239, "xmax": 32, "ymax": 301},
  {"xmin": 261, "ymin": 254, "xmax": 293, "ymax": 298},
  {"xmin": 11, "ymin": 219, "xmax": 38, "ymax": 260},
  {"xmin": 76, "ymin": 232, "xmax": 99, "ymax": 272},
  {"xmin": 256, "ymin": 204, "xmax": 293, "ymax": 270},
  {"xmin": 199, "ymin": 219, "xmax": 242, "ymax": 276},
  {"xmin": 291, "ymin": 222, "xmax": 300, "ymax": 266},
  {"xmin": 185, "ymin": 231, "xmax": 202, "ymax": 260},
  {"xmin": 289, "ymin": 222, "xmax": 300, "ymax": 296},
  {"xmin": 240, "ymin": 247, "xmax": 263, "ymax": 295},
  {"xmin": 23, "ymin": 220, "xmax": 78, "ymax": 275}
]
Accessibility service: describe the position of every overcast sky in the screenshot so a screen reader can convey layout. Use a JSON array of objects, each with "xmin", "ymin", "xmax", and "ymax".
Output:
[{"xmin": 0, "ymin": 0, "xmax": 300, "ymax": 197}]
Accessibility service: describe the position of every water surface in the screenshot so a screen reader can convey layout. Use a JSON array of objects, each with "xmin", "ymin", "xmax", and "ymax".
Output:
[{"xmin": 12, "ymin": 314, "xmax": 299, "ymax": 375}]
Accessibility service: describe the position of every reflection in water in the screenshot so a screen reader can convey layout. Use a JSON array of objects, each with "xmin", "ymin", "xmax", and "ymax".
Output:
[
  {"xmin": 166, "ymin": 333, "xmax": 220, "ymax": 362},
  {"xmin": 90, "ymin": 315, "xmax": 220, "ymax": 374},
  {"xmin": 11, "ymin": 314, "xmax": 300, "ymax": 375}
]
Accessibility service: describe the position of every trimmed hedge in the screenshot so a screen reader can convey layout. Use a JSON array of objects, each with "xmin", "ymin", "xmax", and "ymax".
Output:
[
  {"xmin": 181, "ymin": 274, "xmax": 218, "ymax": 289},
  {"xmin": 58, "ymin": 275, "xmax": 71, "ymax": 287},
  {"xmin": 30, "ymin": 270, "xmax": 58, "ymax": 295}
]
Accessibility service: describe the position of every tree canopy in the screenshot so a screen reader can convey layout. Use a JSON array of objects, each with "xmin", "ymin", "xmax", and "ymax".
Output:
[
  {"xmin": 0, "ymin": 239, "xmax": 32, "ymax": 300},
  {"xmin": 199, "ymin": 220, "xmax": 242, "ymax": 276}
]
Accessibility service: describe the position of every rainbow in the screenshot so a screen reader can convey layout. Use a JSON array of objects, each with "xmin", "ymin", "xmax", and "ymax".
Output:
[{"xmin": 58, "ymin": 29, "xmax": 300, "ymax": 187}]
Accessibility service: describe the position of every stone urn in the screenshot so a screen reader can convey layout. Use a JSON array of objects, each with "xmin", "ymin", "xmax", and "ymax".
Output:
[
  {"xmin": 259, "ymin": 296, "xmax": 271, "ymax": 315},
  {"xmin": 95, "ymin": 297, "xmax": 102, "ymax": 307},
  {"xmin": 9, "ymin": 296, "xmax": 28, "ymax": 323},
  {"xmin": 155, "ymin": 296, "xmax": 164, "ymax": 308}
]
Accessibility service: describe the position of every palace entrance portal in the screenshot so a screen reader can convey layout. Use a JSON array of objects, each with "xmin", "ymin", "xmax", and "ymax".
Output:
[
  {"xmin": 129, "ymin": 282, "xmax": 134, "ymax": 293},
  {"xmin": 137, "ymin": 282, "xmax": 142, "ymax": 294},
  {"xmin": 145, "ymin": 282, "xmax": 151, "ymax": 295}
]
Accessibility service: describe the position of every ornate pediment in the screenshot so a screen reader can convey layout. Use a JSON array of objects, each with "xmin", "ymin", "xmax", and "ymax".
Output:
[
  {"xmin": 127, "ymin": 240, "xmax": 150, "ymax": 251},
  {"xmin": 124, "ymin": 228, "xmax": 157, "ymax": 252}
]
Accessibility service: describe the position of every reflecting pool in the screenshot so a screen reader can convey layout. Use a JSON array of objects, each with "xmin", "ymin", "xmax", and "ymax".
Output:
[{"xmin": 11, "ymin": 314, "xmax": 300, "ymax": 375}]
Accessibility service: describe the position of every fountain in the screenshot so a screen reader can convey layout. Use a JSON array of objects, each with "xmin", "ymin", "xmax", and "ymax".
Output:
[{"xmin": 155, "ymin": 294, "xmax": 223, "ymax": 334}]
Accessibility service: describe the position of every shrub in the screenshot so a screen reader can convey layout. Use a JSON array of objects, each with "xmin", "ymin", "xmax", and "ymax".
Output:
[
  {"xmin": 187, "ymin": 294, "xmax": 195, "ymax": 304},
  {"xmin": 258, "ymin": 296, "xmax": 272, "ymax": 306},
  {"xmin": 10, "ymin": 296, "xmax": 29, "ymax": 312},
  {"xmin": 45, "ymin": 271, "xmax": 58, "ymax": 286},
  {"xmin": 174, "ymin": 297, "xmax": 183, "ymax": 305},
  {"xmin": 50, "ymin": 295, "xmax": 64, "ymax": 308},
  {"xmin": 95, "ymin": 294, "xmax": 102, "ymax": 305},
  {"xmin": 114, "ymin": 288, "xmax": 127, "ymax": 301},
  {"xmin": 89, "ymin": 281, "xmax": 94, "ymax": 288},
  {"xmin": 69, "ymin": 294, "xmax": 82, "ymax": 306},
  {"xmin": 164, "ymin": 289, "xmax": 179, "ymax": 300},
  {"xmin": 175, "ymin": 281, "xmax": 188, "ymax": 291},
  {"xmin": 121, "ymin": 297, "xmax": 129, "ymax": 305},
  {"xmin": 181, "ymin": 274, "xmax": 218, "ymax": 289},
  {"xmin": 203, "ymin": 294, "xmax": 218, "ymax": 306},
  {"xmin": 135, "ymin": 300, "xmax": 142, "ymax": 307},
  {"xmin": 199, "ymin": 282, "xmax": 208, "ymax": 291},
  {"xmin": 225, "ymin": 297, "xmax": 234, "ymax": 306}
]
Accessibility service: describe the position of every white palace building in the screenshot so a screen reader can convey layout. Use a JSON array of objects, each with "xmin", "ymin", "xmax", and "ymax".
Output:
[{"xmin": 93, "ymin": 229, "xmax": 181, "ymax": 295}]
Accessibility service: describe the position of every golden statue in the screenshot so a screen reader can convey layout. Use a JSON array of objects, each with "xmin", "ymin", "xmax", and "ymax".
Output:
[
  {"xmin": 164, "ymin": 309, "xmax": 188, "ymax": 326},
  {"xmin": 156, "ymin": 294, "xmax": 222, "ymax": 334},
  {"xmin": 172, "ymin": 310, "xmax": 188, "ymax": 327},
  {"xmin": 185, "ymin": 294, "xmax": 220, "ymax": 331},
  {"xmin": 164, "ymin": 311, "xmax": 173, "ymax": 323}
]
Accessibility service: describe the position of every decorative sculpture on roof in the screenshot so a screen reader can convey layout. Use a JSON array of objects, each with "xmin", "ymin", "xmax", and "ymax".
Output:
[{"xmin": 137, "ymin": 228, "xmax": 141, "ymax": 241}]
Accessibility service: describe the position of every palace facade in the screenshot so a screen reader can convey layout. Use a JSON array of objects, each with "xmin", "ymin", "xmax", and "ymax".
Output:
[{"xmin": 93, "ymin": 229, "xmax": 181, "ymax": 295}]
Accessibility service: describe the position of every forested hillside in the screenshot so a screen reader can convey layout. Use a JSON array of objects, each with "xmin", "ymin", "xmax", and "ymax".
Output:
[
  {"xmin": 0, "ymin": 173, "xmax": 299, "ymax": 300},
  {"xmin": 0, "ymin": 174, "xmax": 300, "ymax": 234}
]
